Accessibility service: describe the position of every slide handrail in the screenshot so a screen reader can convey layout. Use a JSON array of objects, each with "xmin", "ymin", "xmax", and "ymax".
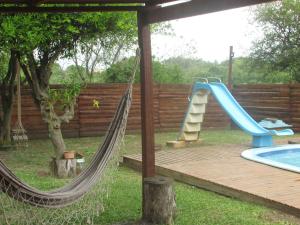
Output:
[
  {"xmin": 207, "ymin": 77, "xmax": 222, "ymax": 83},
  {"xmin": 191, "ymin": 77, "xmax": 208, "ymax": 83}
]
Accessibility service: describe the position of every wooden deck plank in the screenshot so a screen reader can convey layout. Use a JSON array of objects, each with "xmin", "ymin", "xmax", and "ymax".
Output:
[{"xmin": 123, "ymin": 143, "xmax": 300, "ymax": 217}]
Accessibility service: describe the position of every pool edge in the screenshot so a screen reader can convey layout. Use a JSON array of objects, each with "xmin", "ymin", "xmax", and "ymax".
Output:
[{"xmin": 241, "ymin": 144, "xmax": 300, "ymax": 174}]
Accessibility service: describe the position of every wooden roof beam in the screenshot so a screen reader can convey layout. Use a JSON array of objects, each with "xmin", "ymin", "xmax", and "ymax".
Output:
[
  {"xmin": 145, "ymin": 0, "xmax": 276, "ymax": 24},
  {"xmin": 0, "ymin": 5, "xmax": 142, "ymax": 12},
  {"xmin": 30, "ymin": 0, "xmax": 49, "ymax": 6},
  {"xmin": 0, "ymin": 0, "xmax": 146, "ymax": 3},
  {"xmin": 146, "ymin": 0, "xmax": 178, "ymax": 6}
]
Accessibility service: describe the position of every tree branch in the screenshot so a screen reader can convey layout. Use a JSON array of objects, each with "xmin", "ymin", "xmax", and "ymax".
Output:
[
  {"xmin": 58, "ymin": 98, "xmax": 76, "ymax": 123},
  {"xmin": 72, "ymin": 52, "xmax": 86, "ymax": 83},
  {"xmin": 20, "ymin": 61, "xmax": 33, "ymax": 91},
  {"xmin": 111, "ymin": 43, "xmax": 124, "ymax": 66}
]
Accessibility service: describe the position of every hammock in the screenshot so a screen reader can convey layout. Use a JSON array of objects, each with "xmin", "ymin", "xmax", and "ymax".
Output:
[
  {"xmin": 0, "ymin": 84, "xmax": 132, "ymax": 208},
  {"xmin": 0, "ymin": 50, "xmax": 139, "ymax": 209}
]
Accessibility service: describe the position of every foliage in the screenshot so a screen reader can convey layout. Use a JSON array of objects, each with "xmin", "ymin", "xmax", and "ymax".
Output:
[
  {"xmin": 0, "ymin": 13, "xmax": 136, "ymax": 57},
  {"xmin": 0, "ymin": 11, "xmax": 138, "ymax": 92},
  {"xmin": 163, "ymin": 57, "xmax": 228, "ymax": 83},
  {"xmin": 102, "ymin": 57, "xmax": 137, "ymax": 83},
  {"xmin": 50, "ymin": 64, "xmax": 105, "ymax": 84},
  {"xmin": 0, "ymin": 51, "xmax": 9, "ymax": 80},
  {"xmin": 48, "ymin": 81, "xmax": 82, "ymax": 109},
  {"xmin": 0, "ymin": 12, "xmax": 139, "ymax": 157},
  {"xmin": 71, "ymin": 34, "xmax": 136, "ymax": 83},
  {"xmin": 78, "ymin": 54, "xmax": 293, "ymax": 85},
  {"xmin": 153, "ymin": 59, "xmax": 186, "ymax": 83},
  {"xmin": 69, "ymin": 20, "xmax": 171, "ymax": 84},
  {"xmin": 102, "ymin": 56, "xmax": 186, "ymax": 83},
  {"xmin": 250, "ymin": 0, "xmax": 300, "ymax": 82},
  {"xmin": 49, "ymin": 63, "xmax": 65, "ymax": 84},
  {"xmin": 219, "ymin": 57, "xmax": 290, "ymax": 84},
  {"xmin": 153, "ymin": 56, "xmax": 292, "ymax": 85},
  {"xmin": 161, "ymin": 56, "xmax": 288, "ymax": 84}
]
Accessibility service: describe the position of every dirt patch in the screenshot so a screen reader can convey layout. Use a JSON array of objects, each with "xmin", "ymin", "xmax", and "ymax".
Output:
[
  {"xmin": 261, "ymin": 210, "xmax": 300, "ymax": 225},
  {"xmin": 112, "ymin": 220, "xmax": 158, "ymax": 225},
  {"xmin": 37, "ymin": 170, "xmax": 50, "ymax": 177},
  {"xmin": 276, "ymin": 137, "xmax": 300, "ymax": 145},
  {"xmin": 112, "ymin": 221, "xmax": 140, "ymax": 225}
]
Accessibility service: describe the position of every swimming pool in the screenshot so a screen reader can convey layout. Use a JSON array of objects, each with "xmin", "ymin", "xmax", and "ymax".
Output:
[{"xmin": 241, "ymin": 144, "xmax": 300, "ymax": 173}]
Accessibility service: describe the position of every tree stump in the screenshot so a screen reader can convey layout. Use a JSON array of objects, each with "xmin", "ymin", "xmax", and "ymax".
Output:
[
  {"xmin": 143, "ymin": 176, "xmax": 176, "ymax": 225},
  {"xmin": 50, "ymin": 158, "xmax": 77, "ymax": 178}
]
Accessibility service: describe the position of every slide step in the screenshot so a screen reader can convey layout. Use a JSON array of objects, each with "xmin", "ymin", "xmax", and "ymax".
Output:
[
  {"xmin": 183, "ymin": 123, "xmax": 201, "ymax": 132},
  {"xmin": 191, "ymin": 95, "xmax": 208, "ymax": 104},
  {"xmin": 189, "ymin": 104, "xmax": 206, "ymax": 114},
  {"xmin": 179, "ymin": 132, "xmax": 199, "ymax": 141},
  {"xmin": 196, "ymin": 90, "xmax": 209, "ymax": 96},
  {"xmin": 186, "ymin": 114, "xmax": 204, "ymax": 123}
]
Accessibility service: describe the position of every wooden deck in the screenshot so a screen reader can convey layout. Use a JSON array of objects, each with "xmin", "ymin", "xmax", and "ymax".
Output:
[{"xmin": 123, "ymin": 143, "xmax": 300, "ymax": 216}]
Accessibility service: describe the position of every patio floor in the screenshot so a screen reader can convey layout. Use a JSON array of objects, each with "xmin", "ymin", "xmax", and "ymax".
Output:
[{"xmin": 123, "ymin": 142, "xmax": 300, "ymax": 217}]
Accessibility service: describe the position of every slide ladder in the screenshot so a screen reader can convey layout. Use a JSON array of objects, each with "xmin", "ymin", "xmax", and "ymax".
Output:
[{"xmin": 177, "ymin": 89, "xmax": 209, "ymax": 141}]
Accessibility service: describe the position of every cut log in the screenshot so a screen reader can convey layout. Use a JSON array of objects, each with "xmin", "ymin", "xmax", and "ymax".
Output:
[
  {"xmin": 50, "ymin": 158, "xmax": 77, "ymax": 178},
  {"xmin": 143, "ymin": 176, "xmax": 176, "ymax": 225},
  {"xmin": 166, "ymin": 140, "xmax": 186, "ymax": 148}
]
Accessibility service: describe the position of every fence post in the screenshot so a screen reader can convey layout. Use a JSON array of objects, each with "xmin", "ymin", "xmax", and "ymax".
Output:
[{"xmin": 288, "ymin": 83, "xmax": 292, "ymax": 128}]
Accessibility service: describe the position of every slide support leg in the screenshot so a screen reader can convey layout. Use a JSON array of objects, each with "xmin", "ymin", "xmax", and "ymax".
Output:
[{"xmin": 252, "ymin": 135, "xmax": 273, "ymax": 148}]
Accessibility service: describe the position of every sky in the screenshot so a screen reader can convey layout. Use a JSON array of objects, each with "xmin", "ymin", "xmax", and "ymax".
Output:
[
  {"xmin": 59, "ymin": 5, "xmax": 264, "ymax": 69},
  {"xmin": 151, "ymin": 5, "xmax": 263, "ymax": 62}
]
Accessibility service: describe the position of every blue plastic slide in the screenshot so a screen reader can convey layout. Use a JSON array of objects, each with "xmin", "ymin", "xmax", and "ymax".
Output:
[{"xmin": 193, "ymin": 81, "xmax": 294, "ymax": 147}]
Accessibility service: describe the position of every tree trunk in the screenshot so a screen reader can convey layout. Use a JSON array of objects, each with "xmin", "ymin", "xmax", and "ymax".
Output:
[
  {"xmin": 39, "ymin": 95, "xmax": 66, "ymax": 159},
  {"xmin": 0, "ymin": 104, "xmax": 13, "ymax": 145},
  {"xmin": 50, "ymin": 159, "xmax": 77, "ymax": 178},
  {"xmin": 20, "ymin": 52, "xmax": 75, "ymax": 159},
  {"xmin": 48, "ymin": 120, "xmax": 66, "ymax": 159},
  {"xmin": 143, "ymin": 176, "xmax": 176, "ymax": 225},
  {"xmin": 0, "ymin": 51, "xmax": 19, "ymax": 146}
]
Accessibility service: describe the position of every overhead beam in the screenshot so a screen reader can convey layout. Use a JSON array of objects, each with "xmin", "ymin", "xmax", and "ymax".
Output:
[
  {"xmin": 0, "ymin": 5, "xmax": 142, "ymax": 12},
  {"xmin": 145, "ymin": 0, "xmax": 275, "ymax": 24},
  {"xmin": 30, "ymin": 0, "xmax": 49, "ymax": 6},
  {"xmin": 0, "ymin": 0, "xmax": 146, "ymax": 3},
  {"xmin": 146, "ymin": 0, "xmax": 178, "ymax": 6},
  {"xmin": 31, "ymin": 0, "xmax": 45, "ymax": 4}
]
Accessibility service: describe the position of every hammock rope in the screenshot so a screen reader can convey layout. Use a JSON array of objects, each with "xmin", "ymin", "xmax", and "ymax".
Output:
[
  {"xmin": 0, "ymin": 49, "xmax": 140, "ymax": 208},
  {"xmin": 11, "ymin": 59, "xmax": 28, "ymax": 146}
]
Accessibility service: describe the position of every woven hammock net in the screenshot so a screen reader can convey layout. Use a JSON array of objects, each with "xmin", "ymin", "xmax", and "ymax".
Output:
[{"xmin": 0, "ymin": 82, "xmax": 133, "ymax": 225}]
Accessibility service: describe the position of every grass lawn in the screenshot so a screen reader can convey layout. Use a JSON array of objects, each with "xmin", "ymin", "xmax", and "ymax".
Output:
[{"xmin": 1, "ymin": 129, "xmax": 300, "ymax": 224}]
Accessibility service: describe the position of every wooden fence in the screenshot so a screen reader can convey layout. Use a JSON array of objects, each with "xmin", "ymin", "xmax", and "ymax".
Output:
[
  {"xmin": 232, "ymin": 84, "xmax": 300, "ymax": 132},
  {"xmin": 6, "ymin": 84, "xmax": 229, "ymax": 139},
  {"xmin": 3, "ymin": 83, "xmax": 300, "ymax": 139}
]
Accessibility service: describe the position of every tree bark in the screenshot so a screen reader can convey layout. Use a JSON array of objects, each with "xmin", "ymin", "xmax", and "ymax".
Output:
[
  {"xmin": 39, "ymin": 98, "xmax": 71, "ymax": 159},
  {"xmin": 143, "ymin": 176, "xmax": 176, "ymax": 225},
  {"xmin": 0, "ymin": 105, "xmax": 13, "ymax": 145},
  {"xmin": 0, "ymin": 51, "xmax": 18, "ymax": 146},
  {"xmin": 48, "ymin": 120, "xmax": 66, "ymax": 159},
  {"xmin": 50, "ymin": 159, "xmax": 77, "ymax": 178}
]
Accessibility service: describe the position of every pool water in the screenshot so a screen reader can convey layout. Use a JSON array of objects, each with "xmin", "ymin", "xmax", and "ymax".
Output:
[
  {"xmin": 259, "ymin": 149, "xmax": 300, "ymax": 168},
  {"xmin": 241, "ymin": 144, "xmax": 300, "ymax": 173}
]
